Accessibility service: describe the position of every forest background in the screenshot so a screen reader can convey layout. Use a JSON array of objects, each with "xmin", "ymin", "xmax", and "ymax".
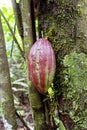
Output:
[{"xmin": 0, "ymin": 0, "xmax": 87, "ymax": 130}]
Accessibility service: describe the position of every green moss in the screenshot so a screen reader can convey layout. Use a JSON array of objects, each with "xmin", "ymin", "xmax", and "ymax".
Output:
[
  {"xmin": 39, "ymin": 1, "xmax": 87, "ymax": 129},
  {"xmin": 34, "ymin": 109, "xmax": 45, "ymax": 130},
  {"xmin": 39, "ymin": 0, "xmax": 79, "ymax": 97},
  {"xmin": 29, "ymin": 93, "xmax": 42, "ymax": 109}
]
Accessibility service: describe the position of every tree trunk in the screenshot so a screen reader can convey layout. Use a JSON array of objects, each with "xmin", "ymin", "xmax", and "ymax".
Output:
[
  {"xmin": 77, "ymin": 0, "xmax": 87, "ymax": 51},
  {"xmin": 38, "ymin": 1, "xmax": 77, "ymax": 130},
  {"xmin": 11, "ymin": 0, "xmax": 24, "ymax": 41},
  {"xmin": 0, "ymin": 15, "xmax": 17, "ymax": 130},
  {"xmin": 21, "ymin": 0, "xmax": 45, "ymax": 130},
  {"xmin": 38, "ymin": 0, "xmax": 87, "ymax": 129}
]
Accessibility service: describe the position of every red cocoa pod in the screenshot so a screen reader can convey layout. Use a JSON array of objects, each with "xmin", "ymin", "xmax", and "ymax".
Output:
[{"xmin": 28, "ymin": 38, "xmax": 56, "ymax": 94}]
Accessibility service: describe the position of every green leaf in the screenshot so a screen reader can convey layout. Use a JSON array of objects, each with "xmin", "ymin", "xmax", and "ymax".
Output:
[
  {"xmin": 59, "ymin": 121, "xmax": 66, "ymax": 130},
  {"xmin": 12, "ymin": 79, "xmax": 28, "ymax": 88}
]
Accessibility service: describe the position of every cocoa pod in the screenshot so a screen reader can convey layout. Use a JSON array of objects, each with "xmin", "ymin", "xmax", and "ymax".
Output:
[{"xmin": 28, "ymin": 38, "xmax": 56, "ymax": 94}]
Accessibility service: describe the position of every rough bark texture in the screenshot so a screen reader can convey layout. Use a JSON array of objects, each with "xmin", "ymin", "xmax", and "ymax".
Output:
[
  {"xmin": 77, "ymin": 0, "xmax": 87, "ymax": 51},
  {"xmin": 0, "ymin": 15, "xmax": 17, "ymax": 130},
  {"xmin": 38, "ymin": 0, "xmax": 87, "ymax": 130},
  {"xmin": 38, "ymin": 0, "xmax": 79, "ymax": 130},
  {"xmin": 21, "ymin": 0, "xmax": 45, "ymax": 130}
]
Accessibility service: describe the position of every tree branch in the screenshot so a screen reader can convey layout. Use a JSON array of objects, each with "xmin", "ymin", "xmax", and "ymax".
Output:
[
  {"xmin": 16, "ymin": 111, "xmax": 31, "ymax": 130},
  {"xmin": 10, "ymin": 23, "xmax": 16, "ymax": 57},
  {"xmin": 11, "ymin": 0, "xmax": 24, "ymax": 40},
  {"xmin": 0, "ymin": 9, "xmax": 25, "ymax": 59}
]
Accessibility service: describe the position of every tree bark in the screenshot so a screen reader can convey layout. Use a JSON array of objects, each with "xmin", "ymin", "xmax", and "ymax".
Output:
[
  {"xmin": 38, "ymin": 1, "xmax": 77, "ymax": 130},
  {"xmin": 77, "ymin": 0, "xmax": 87, "ymax": 51},
  {"xmin": 0, "ymin": 15, "xmax": 17, "ymax": 130},
  {"xmin": 38, "ymin": 0, "xmax": 87, "ymax": 130},
  {"xmin": 11, "ymin": 0, "xmax": 24, "ymax": 40}
]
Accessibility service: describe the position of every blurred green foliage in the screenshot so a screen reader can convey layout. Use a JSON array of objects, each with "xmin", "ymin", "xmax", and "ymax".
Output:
[
  {"xmin": 1, "ymin": 1, "xmax": 87, "ymax": 129},
  {"xmin": 0, "ymin": 5, "xmax": 28, "ymax": 117},
  {"xmin": 1, "ymin": 6, "xmax": 26, "ymax": 83}
]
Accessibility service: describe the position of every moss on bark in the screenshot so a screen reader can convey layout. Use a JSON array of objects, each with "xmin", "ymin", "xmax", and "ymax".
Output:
[{"xmin": 38, "ymin": 0, "xmax": 87, "ymax": 129}]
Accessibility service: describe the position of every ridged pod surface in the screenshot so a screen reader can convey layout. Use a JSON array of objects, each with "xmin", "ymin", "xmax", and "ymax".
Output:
[{"xmin": 28, "ymin": 38, "xmax": 56, "ymax": 94}]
